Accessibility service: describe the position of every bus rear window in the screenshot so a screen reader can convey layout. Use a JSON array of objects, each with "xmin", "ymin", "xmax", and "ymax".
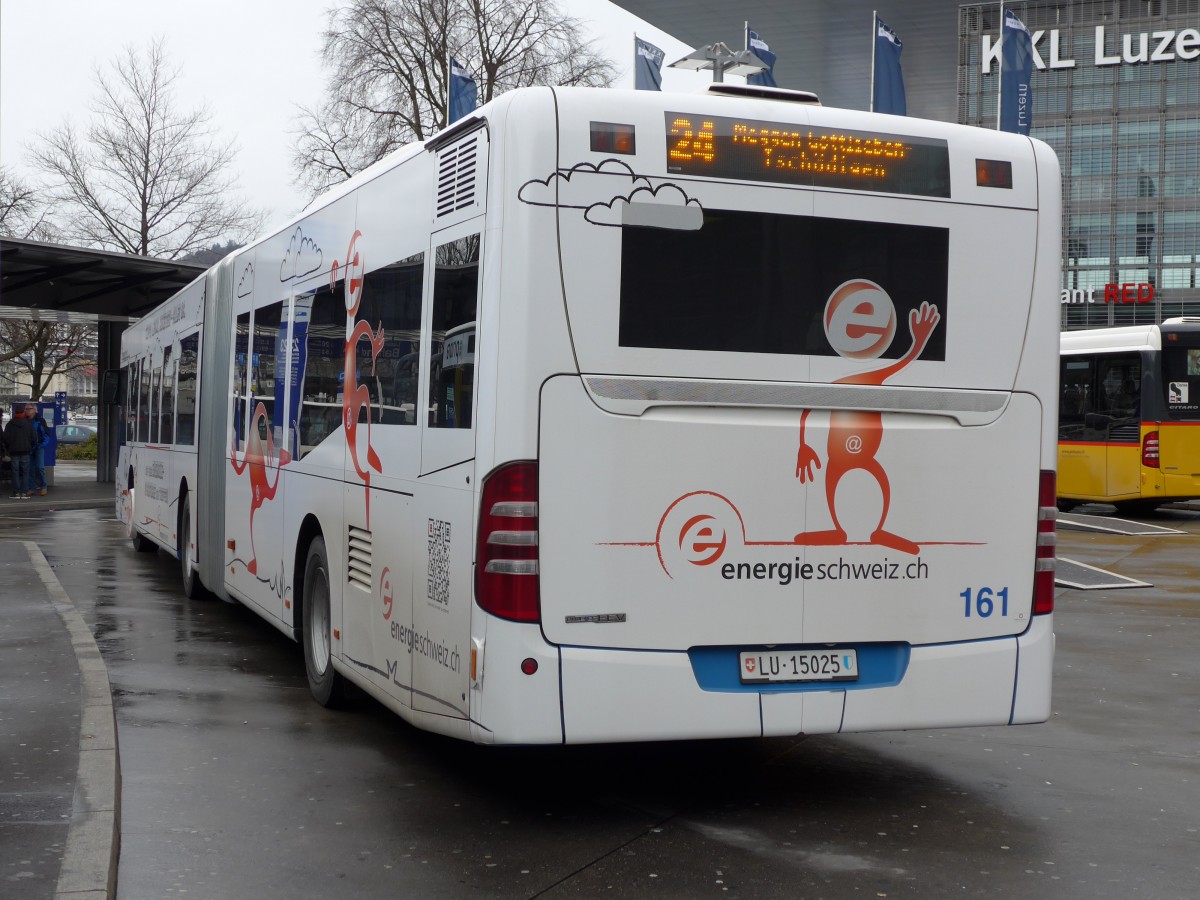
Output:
[
  {"xmin": 618, "ymin": 208, "xmax": 948, "ymax": 360},
  {"xmin": 1162, "ymin": 343, "xmax": 1200, "ymax": 419}
]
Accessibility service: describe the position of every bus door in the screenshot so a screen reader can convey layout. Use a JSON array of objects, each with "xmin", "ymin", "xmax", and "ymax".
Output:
[
  {"xmin": 1095, "ymin": 355, "xmax": 1142, "ymax": 497},
  {"xmin": 227, "ymin": 290, "xmax": 289, "ymax": 622},
  {"xmin": 412, "ymin": 226, "xmax": 481, "ymax": 721},
  {"xmin": 1059, "ymin": 356, "xmax": 1105, "ymax": 498}
]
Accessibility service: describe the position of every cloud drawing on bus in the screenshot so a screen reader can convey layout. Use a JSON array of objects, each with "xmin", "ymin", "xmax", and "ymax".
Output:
[
  {"xmin": 236, "ymin": 262, "xmax": 254, "ymax": 298},
  {"xmin": 518, "ymin": 158, "xmax": 652, "ymax": 210},
  {"xmin": 584, "ymin": 183, "xmax": 704, "ymax": 230},
  {"xmin": 280, "ymin": 226, "xmax": 324, "ymax": 283}
]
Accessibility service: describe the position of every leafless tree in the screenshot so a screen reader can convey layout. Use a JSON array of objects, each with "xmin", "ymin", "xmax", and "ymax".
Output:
[
  {"xmin": 0, "ymin": 321, "xmax": 97, "ymax": 400},
  {"xmin": 0, "ymin": 166, "xmax": 55, "ymax": 241},
  {"xmin": 293, "ymin": 0, "xmax": 616, "ymax": 196},
  {"xmin": 27, "ymin": 38, "xmax": 264, "ymax": 260}
]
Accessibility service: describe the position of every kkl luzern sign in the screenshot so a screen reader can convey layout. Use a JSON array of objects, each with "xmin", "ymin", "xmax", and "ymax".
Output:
[
  {"xmin": 982, "ymin": 26, "xmax": 1200, "ymax": 71},
  {"xmin": 1060, "ymin": 283, "xmax": 1155, "ymax": 305}
]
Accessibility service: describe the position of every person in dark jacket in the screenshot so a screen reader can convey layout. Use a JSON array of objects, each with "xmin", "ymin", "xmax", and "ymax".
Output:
[
  {"xmin": 25, "ymin": 404, "xmax": 50, "ymax": 496},
  {"xmin": 0, "ymin": 408, "xmax": 7, "ymax": 490},
  {"xmin": 3, "ymin": 407, "xmax": 36, "ymax": 499}
]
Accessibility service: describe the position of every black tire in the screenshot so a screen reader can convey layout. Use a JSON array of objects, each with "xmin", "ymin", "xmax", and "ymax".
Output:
[
  {"xmin": 128, "ymin": 486, "xmax": 156, "ymax": 553},
  {"xmin": 302, "ymin": 537, "xmax": 345, "ymax": 707},
  {"xmin": 179, "ymin": 494, "xmax": 202, "ymax": 598},
  {"xmin": 1113, "ymin": 500, "xmax": 1161, "ymax": 517},
  {"xmin": 1056, "ymin": 500, "xmax": 1078, "ymax": 513}
]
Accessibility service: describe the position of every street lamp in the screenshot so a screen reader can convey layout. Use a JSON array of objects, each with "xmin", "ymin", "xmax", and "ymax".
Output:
[{"xmin": 669, "ymin": 42, "xmax": 768, "ymax": 83}]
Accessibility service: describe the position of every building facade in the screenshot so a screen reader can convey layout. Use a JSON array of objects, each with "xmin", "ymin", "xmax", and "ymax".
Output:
[{"xmin": 958, "ymin": 0, "xmax": 1200, "ymax": 329}]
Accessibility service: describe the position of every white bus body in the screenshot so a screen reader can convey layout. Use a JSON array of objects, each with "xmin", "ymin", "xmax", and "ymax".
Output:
[{"xmin": 116, "ymin": 85, "xmax": 1059, "ymax": 744}]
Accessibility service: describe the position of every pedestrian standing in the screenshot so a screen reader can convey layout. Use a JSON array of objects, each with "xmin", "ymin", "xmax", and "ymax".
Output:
[
  {"xmin": 26, "ymin": 404, "xmax": 50, "ymax": 496},
  {"xmin": 3, "ymin": 406, "xmax": 36, "ymax": 499},
  {"xmin": 0, "ymin": 408, "xmax": 7, "ymax": 493}
]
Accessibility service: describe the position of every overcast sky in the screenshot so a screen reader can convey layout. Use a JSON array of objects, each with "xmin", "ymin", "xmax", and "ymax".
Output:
[{"xmin": 0, "ymin": 0, "xmax": 705, "ymax": 233}]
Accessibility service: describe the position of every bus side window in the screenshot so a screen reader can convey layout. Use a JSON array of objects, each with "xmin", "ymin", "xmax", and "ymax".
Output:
[
  {"xmin": 233, "ymin": 313, "xmax": 251, "ymax": 453},
  {"xmin": 1060, "ymin": 358, "xmax": 1093, "ymax": 439},
  {"xmin": 251, "ymin": 300, "xmax": 284, "ymax": 450},
  {"xmin": 429, "ymin": 235, "xmax": 480, "ymax": 429},
  {"xmin": 126, "ymin": 362, "xmax": 138, "ymax": 444},
  {"xmin": 160, "ymin": 346, "xmax": 175, "ymax": 445},
  {"xmin": 139, "ymin": 360, "xmax": 152, "ymax": 444},
  {"xmin": 358, "ymin": 252, "xmax": 424, "ymax": 425},
  {"xmin": 176, "ymin": 334, "xmax": 198, "ymax": 446},
  {"xmin": 295, "ymin": 285, "xmax": 344, "ymax": 459},
  {"xmin": 150, "ymin": 366, "xmax": 162, "ymax": 444}
]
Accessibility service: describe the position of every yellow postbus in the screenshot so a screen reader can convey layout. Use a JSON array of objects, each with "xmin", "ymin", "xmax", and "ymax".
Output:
[{"xmin": 1058, "ymin": 317, "xmax": 1200, "ymax": 512}]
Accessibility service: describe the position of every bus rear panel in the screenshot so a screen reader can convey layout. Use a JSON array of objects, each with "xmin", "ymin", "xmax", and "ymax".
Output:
[{"xmin": 480, "ymin": 87, "xmax": 1060, "ymax": 743}]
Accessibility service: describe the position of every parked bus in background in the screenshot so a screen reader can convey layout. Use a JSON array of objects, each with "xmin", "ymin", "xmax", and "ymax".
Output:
[
  {"xmin": 1058, "ymin": 317, "xmax": 1200, "ymax": 512},
  {"xmin": 115, "ymin": 83, "xmax": 1060, "ymax": 745}
]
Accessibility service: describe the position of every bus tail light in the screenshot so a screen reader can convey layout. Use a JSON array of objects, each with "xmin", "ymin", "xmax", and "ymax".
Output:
[
  {"xmin": 1142, "ymin": 430, "xmax": 1160, "ymax": 469},
  {"xmin": 1034, "ymin": 470, "xmax": 1056, "ymax": 615},
  {"xmin": 475, "ymin": 462, "xmax": 540, "ymax": 623}
]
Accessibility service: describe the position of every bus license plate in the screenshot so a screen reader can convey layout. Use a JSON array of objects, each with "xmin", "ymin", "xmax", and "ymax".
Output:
[{"xmin": 739, "ymin": 649, "xmax": 859, "ymax": 684}]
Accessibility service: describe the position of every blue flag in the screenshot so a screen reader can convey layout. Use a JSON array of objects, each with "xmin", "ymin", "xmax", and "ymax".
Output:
[
  {"xmin": 872, "ymin": 17, "xmax": 907, "ymax": 115},
  {"xmin": 449, "ymin": 57, "xmax": 477, "ymax": 124},
  {"xmin": 999, "ymin": 8, "xmax": 1033, "ymax": 134},
  {"xmin": 746, "ymin": 28, "xmax": 777, "ymax": 87},
  {"xmin": 634, "ymin": 37, "xmax": 664, "ymax": 91}
]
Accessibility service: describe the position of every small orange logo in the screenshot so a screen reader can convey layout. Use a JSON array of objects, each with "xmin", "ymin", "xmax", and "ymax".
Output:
[
  {"xmin": 381, "ymin": 566, "xmax": 393, "ymax": 621},
  {"xmin": 678, "ymin": 514, "xmax": 727, "ymax": 566}
]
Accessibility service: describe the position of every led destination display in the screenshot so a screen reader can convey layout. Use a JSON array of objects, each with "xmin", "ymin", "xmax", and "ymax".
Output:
[{"xmin": 666, "ymin": 113, "xmax": 951, "ymax": 198}]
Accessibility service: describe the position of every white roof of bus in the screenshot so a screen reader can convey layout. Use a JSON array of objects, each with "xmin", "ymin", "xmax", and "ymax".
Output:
[{"xmin": 1061, "ymin": 325, "xmax": 1161, "ymax": 353}]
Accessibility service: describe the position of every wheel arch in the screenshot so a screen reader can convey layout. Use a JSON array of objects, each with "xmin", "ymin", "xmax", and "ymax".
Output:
[
  {"xmin": 292, "ymin": 513, "xmax": 325, "ymax": 642},
  {"xmin": 177, "ymin": 478, "xmax": 191, "ymax": 556}
]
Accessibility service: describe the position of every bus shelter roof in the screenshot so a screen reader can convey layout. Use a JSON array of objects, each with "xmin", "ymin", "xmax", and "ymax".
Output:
[{"xmin": 0, "ymin": 237, "xmax": 204, "ymax": 324}]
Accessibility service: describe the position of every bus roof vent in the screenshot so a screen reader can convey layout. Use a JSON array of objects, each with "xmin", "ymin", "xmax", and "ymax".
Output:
[
  {"xmin": 701, "ymin": 83, "xmax": 821, "ymax": 105},
  {"xmin": 1162, "ymin": 316, "xmax": 1200, "ymax": 325},
  {"xmin": 435, "ymin": 127, "xmax": 485, "ymax": 220}
]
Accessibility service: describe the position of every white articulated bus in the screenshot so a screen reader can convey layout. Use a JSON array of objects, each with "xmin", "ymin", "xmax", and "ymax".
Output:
[{"xmin": 116, "ymin": 84, "xmax": 1059, "ymax": 745}]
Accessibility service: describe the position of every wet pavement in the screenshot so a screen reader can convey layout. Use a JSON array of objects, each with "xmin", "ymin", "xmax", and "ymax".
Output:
[{"xmin": 1, "ymin": 472, "xmax": 1198, "ymax": 899}]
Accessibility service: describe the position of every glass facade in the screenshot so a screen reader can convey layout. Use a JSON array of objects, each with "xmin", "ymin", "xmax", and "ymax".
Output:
[{"xmin": 958, "ymin": 0, "xmax": 1200, "ymax": 329}]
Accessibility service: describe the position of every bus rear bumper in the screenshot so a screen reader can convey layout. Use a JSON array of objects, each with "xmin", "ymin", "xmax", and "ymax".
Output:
[{"xmin": 557, "ymin": 618, "xmax": 1055, "ymax": 743}]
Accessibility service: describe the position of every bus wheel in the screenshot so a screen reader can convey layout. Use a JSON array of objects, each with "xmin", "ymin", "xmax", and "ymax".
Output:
[
  {"xmin": 179, "ymin": 495, "xmax": 201, "ymax": 598},
  {"xmin": 1056, "ymin": 500, "xmax": 1078, "ymax": 513},
  {"xmin": 302, "ymin": 537, "xmax": 345, "ymax": 707},
  {"xmin": 128, "ymin": 486, "xmax": 155, "ymax": 553}
]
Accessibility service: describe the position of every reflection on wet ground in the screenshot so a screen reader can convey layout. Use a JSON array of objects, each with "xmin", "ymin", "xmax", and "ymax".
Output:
[{"xmin": 2, "ymin": 507, "xmax": 1197, "ymax": 899}]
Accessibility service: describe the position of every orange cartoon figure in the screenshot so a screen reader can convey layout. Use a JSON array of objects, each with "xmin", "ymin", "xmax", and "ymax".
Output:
[
  {"xmin": 331, "ymin": 231, "xmax": 385, "ymax": 527},
  {"xmin": 794, "ymin": 280, "xmax": 941, "ymax": 556},
  {"xmin": 230, "ymin": 401, "xmax": 291, "ymax": 575}
]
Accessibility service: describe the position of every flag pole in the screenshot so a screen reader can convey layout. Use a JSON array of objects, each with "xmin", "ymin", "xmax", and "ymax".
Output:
[
  {"xmin": 446, "ymin": 49, "xmax": 452, "ymax": 128},
  {"xmin": 870, "ymin": 11, "xmax": 878, "ymax": 111},
  {"xmin": 745, "ymin": 20, "xmax": 750, "ymax": 52},
  {"xmin": 997, "ymin": 3, "xmax": 1004, "ymax": 130}
]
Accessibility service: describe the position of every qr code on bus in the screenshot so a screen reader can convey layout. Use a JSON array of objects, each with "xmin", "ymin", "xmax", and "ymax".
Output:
[{"xmin": 427, "ymin": 519, "xmax": 451, "ymax": 606}]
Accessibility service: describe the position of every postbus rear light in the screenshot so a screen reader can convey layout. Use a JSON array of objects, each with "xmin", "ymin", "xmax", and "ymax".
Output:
[
  {"xmin": 476, "ymin": 462, "xmax": 540, "ymax": 623},
  {"xmin": 590, "ymin": 121, "xmax": 636, "ymax": 155},
  {"xmin": 1034, "ymin": 470, "xmax": 1056, "ymax": 615},
  {"xmin": 976, "ymin": 158, "xmax": 1013, "ymax": 188},
  {"xmin": 1142, "ymin": 430, "xmax": 1160, "ymax": 468}
]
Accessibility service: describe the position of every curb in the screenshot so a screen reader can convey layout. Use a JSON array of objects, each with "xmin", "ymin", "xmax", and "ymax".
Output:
[{"xmin": 26, "ymin": 542, "xmax": 121, "ymax": 899}]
